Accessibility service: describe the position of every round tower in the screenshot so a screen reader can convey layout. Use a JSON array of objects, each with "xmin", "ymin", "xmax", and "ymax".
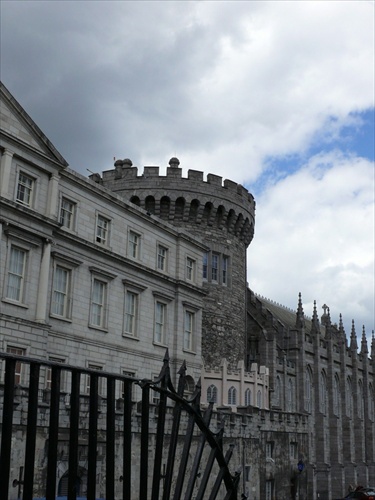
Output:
[{"xmin": 97, "ymin": 158, "xmax": 255, "ymax": 369}]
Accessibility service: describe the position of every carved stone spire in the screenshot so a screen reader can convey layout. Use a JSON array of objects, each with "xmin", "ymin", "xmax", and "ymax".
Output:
[
  {"xmin": 350, "ymin": 320, "xmax": 358, "ymax": 351},
  {"xmin": 295, "ymin": 292, "xmax": 305, "ymax": 329},
  {"xmin": 339, "ymin": 314, "xmax": 348, "ymax": 347},
  {"xmin": 361, "ymin": 326, "xmax": 369, "ymax": 355},
  {"xmin": 311, "ymin": 300, "xmax": 320, "ymax": 334}
]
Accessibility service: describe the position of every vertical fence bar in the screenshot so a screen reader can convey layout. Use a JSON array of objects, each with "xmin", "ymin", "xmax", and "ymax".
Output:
[
  {"xmin": 106, "ymin": 377, "xmax": 116, "ymax": 500},
  {"xmin": 0, "ymin": 358, "xmax": 16, "ymax": 500},
  {"xmin": 123, "ymin": 380, "xmax": 132, "ymax": 500},
  {"xmin": 68, "ymin": 370, "xmax": 80, "ymax": 500},
  {"xmin": 139, "ymin": 384, "xmax": 150, "ymax": 499},
  {"xmin": 151, "ymin": 386, "xmax": 168, "ymax": 500},
  {"xmin": 87, "ymin": 373, "xmax": 98, "ymax": 500},
  {"xmin": 162, "ymin": 365, "xmax": 186, "ymax": 500},
  {"xmin": 46, "ymin": 366, "xmax": 61, "ymax": 500},
  {"xmin": 23, "ymin": 362, "xmax": 40, "ymax": 500}
]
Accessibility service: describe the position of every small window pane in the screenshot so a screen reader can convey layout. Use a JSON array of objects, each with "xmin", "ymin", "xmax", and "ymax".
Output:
[
  {"xmin": 16, "ymin": 173, "xmax": 34, "ymax": 206},
  {"xmin": 155, "ymin": 302, "xmax": 166, "ymax": 343},
  {"xmin": 91, "ymin": 279, "xmax": 106, "ymax": 327},
  {"xmin": 60, "ymin": 198, "xmax": 75, "ymax": 229},
  {"xmin": 52, "ymin": 266, "xmax": 70, "ymax": 317},
  {"xmin": 124, "ymin": 291, "xmax": 137, "ymax": 335},
  {"xmin": 96, "ymin": 215, "xmax": 109, "ymax": 244},
  {"xmin": 7, "ymin": 247, "xmax": 26, "ymax": 301}
]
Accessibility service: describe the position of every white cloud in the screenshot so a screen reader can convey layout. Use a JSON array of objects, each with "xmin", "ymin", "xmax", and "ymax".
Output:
[
  {"xmin": 1, "ymin": 1, "xmax": 373, "ymax": 179},
  {"xmin": 1, "ymin": 0, "xmax": 374, "ymax": 338},
  {"xmin": 247, "ymin": 151, "xmax": 375, "ymax": 339}
]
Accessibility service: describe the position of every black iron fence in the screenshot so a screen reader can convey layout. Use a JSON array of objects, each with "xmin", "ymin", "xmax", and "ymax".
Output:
[{"xmin": 0, "ymin": 350, "xmax": 239, "ymax": 500}]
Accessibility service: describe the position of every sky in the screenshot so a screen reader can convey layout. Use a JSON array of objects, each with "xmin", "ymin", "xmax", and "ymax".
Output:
[{"xmin": 1, "ymin": 0, "xmax": 374, "ymax": 342}]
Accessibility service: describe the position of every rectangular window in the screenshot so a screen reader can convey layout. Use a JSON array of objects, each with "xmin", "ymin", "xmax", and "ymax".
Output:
[
  {"xmin": 6, "ymin": 246, "xmax": 27, "ymax": 302},
  {"xmin": 245, "ymin": 465, "xmax": 251, "ymax": 482},
  {"xmin": 60, "ymin": 198, "xmax": 75, "ymax": 230},
  {"xmin": 124, "ymin": 291, "xmax": 138, "ymax": 335},
  {"xmin": 16, "ymin": 172, "xmax": 34, "ymax": 206},
  {"xmin": 184, "ymin": 310, "xmax": 194, "ymax": 350},
  {"xmin": 96, "ymin": 215, "xmax": 110, "ymax": 245},
  {"xmin": 186, "ymin": 257, "xmax": 195, "ymax": 281},
  {"xmin": 45, "ymin": 357, "xmax": 65, "ymax": 390},
  {"xmin": 154, "ymin": 301, "xmax": 166, "ymax": 344},
  {"xmin": 51, "ymin": 265, "xmax": 71, "ymax": 318},
  {"xmin": 128, "ymin": 231, "xmax": 140, "ymax": 259},
  {"xmin": 157, "ymin": 245, "xmax": 168, "ymax": 271},
  {"xmin": 6, "ymin": 346, "xmax": 26, "ymax": 385},
  {"xmin": 211, "ymin": 254, "xmax": 219, "ymax": 281},
  {"xmin": 90, "ymin": 279, "xmax": 107, "ymax": 328},
  {"xmin": 266, "ymin": 442, "xmax": 274, "ymax": 459},
  {"xmin": 203, "ymin": 252, "xmax": 208, "ymax": 280},
  {"xmin": 290, "ymin": 442, "xmax": 298, "ymax": 460},
  {"xmin": 265, "ymin": 480, "xmax": 273, "ymax": 500},
  {"xmin": 222, "ymin": 256, "xmax": 228, "ymax": 285}
]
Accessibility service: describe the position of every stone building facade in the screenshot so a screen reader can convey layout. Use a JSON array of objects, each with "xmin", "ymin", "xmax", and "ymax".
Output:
[
  {"xmin": 247, "ymin": 291, "xmax": 375, "ymax": 499},
  {"xmin": 94, "ymin": 158, "xmax": 255, "ymax": 370},
  {"xmin": 1, "ymin": 81, "xmax": 374, "ymax": 500},
  {"xmin": 0, "ymin": 81, "xmax": 206, "ymax": 396}
]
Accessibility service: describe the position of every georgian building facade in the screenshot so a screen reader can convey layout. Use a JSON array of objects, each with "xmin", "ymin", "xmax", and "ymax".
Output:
[{"xmin": 0, "ymin": 81, "xmax": 206, "ymax": 396}]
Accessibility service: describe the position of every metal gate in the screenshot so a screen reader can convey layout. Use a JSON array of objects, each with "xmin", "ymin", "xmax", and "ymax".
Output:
[{"xmin": 0, "ymin": 350, "xmax": 240, "ymax": 499}]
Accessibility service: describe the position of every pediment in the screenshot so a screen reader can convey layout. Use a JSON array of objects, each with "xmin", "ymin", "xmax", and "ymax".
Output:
[{"xmin": 0, "ymin": 82, "xmax": 68, "ymax": 167}]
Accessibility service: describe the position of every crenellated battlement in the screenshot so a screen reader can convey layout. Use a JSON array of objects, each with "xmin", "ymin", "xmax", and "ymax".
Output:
[
  {"xmin": 91, "ymin": 157, "xmax": 255, "ymax": 247},
  {"xmin": 98, "ymin": 158, "xmax": 254, "ymax": 202}
]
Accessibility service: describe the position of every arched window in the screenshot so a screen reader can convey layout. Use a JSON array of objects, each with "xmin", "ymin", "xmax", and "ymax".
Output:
[
  {"xmin": 274, "ymin": 376, "xmax": 281, "ymax": 407},
  {"xmin": 245, "ymin": 388, "xmax": 252, "ymax": 406},
  {"xmin": 184, "ymin": 376, "xmax": 195, "ymax": 397},
  {"xmin": 189, "ymin": 199, "xmax": 200, "ymax": 222},
  {"xmin": 257, "ymin": 390, "xmax": 262, "ymax": 408},
  {"xmin": 202, "ymin": 202, "xmax": 213, "ymax": 224},
  {"xmin": 215, "ymin": 205, "xmax": 226, "ymax": 228},
  {"xmin": 333, "ymin": 374, "xmax": 341, "ymax": 416},
  {"xmin": 320, "ymin": 371, "xmax": 327, "ymax": 414},
  {"xmin": 175, "ymin": 197, "xmax": 185, "ymax": 220},
  {"xmin": 346, "ymin": 377, "xmax": 353, "ymax": 418},
  {"xmin": 58, "ymin": 472, "xmax": 81, "ymax": 496},
  {"xmin": 207, "ymin": 384, "xmax": 218, "ymax": 404},
  {"xmin": 305, "ymin": 367, "xmax": 313, "ymax": 413},
  {"xmin": 369, "ymin": 383, "xmax": 374, "ymax": 421},
  {"xmin": 228, "ymin": 386, "xmax": 237, "ymax": 405},
  {"xmin": 130, "ymin": 195, "xmax": 140, "ymax": 207},
  {"xmin": 358, "ymin": 380, "xmax": 364, "ymax": 419},
  {"xmin": 145, "ymin": 196, "xmax": 155, "ymax": 214},
  {"xmin": 287, "ymin": 378, "xmax": 294, "ymax": 412},
  {"xmin": 160, "ymin": 196, "xmax": 171, "ymax": 220}
]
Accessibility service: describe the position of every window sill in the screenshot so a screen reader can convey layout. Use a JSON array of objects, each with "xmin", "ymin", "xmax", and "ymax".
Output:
[
  {"xmin": 88, "ymin": 324, "xmax": 108, "ymax": 333},
  {"xmin": 153, "ymin": 341, "xmax": 168, "ymax": 348},
  {"xmin": 182, "ymin": 348, "xmax": 197, "ymax": 355},
  {"xmin": 49, "ymin": 314, "xmax": 72, "ymax": 323},
  {"xmin": 122, "ymin": 333, "xmax": 140, "ymax": 341},
  {"xmin": 2, "ymin": 298, "xmax": 29, "ymax": 309}
]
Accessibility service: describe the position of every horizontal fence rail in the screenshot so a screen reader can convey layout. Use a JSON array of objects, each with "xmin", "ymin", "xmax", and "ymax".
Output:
[{"xmin": 0, "ymin": 350, "xmax": 239, "ymax": 500}]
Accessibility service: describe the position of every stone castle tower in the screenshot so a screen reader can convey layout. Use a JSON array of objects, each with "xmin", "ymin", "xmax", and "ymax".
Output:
[{"xmin": 93, "ymin": 157, "xmax": 255, "ymax": 369}]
